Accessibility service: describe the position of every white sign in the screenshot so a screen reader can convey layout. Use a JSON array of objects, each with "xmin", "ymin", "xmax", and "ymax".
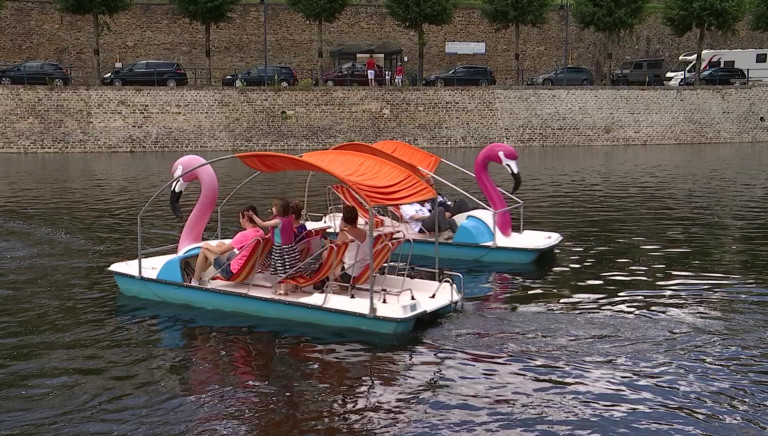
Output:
[{"xmin": 445, "ymin": 42, "xmax": 486, "ymax": 55}]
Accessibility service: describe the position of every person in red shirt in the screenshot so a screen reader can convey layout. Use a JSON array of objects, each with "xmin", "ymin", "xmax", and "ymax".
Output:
[
  {"xmin": 366, "ymin": 55, "xmax": 376, "ymax": 87},
  {"xmin": 395, "ymin": 62, "xmax": 404, "ymax": 86}
]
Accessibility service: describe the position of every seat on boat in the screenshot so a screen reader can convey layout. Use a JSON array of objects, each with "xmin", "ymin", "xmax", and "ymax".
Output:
[
  {"xmin": 330, "ymin": 184, "xmax": 385, "ymax": 229},
  {"xmin": 211, "ymin": 236, "xmax": 273, "ymax": 282},
  {"xmin": 344, "ymin": 237, "xmax": 405, "ymax": 298},
  {"xmin": 304, "ymin": 225, "xmax": 332, "ymax": 239},
  {"xmin": 282, "ymin": 241, "xmax": 350, "ymax": 290}
]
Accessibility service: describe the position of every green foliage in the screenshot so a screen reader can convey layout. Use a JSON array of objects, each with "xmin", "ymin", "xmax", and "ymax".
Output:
[
  {"xmin": 480, "ymin": 0, "xmax": 549, "ymax": 31},
  {"xmin": 384, "ymin": 0, "xmax": 457, "ymax": 31},
  {"xmin": 287, "ymin": 0, "xmax": 350, "ymax": 23},
  {"xmin": 661, "ymin": 0, "xmax": 746, "ymax": 37},
  {"xmin": 749, "ymin": 0, "xmax": 768, "ymax": 32},
  {"xmin": 170, "ymin": 0, "xmax": 240, "ymax": 25},
  {"xmin": 53, "ymin": 0, "xmax": 133, "ymax": 17},
  {"xmin": 572, "ymin": 0, "xmax": 650, "ymax": 35}
]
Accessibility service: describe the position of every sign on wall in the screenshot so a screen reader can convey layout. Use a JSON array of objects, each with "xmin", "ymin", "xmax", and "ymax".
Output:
[{"xmin": 445, "ymin": 42, "xmax": 486, "ymax": 55}]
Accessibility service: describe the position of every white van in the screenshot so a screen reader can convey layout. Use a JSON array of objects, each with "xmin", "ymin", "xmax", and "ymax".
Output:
[{"xmin": 665, "ymin": 49, "xmax": 768, "ymax": 85}]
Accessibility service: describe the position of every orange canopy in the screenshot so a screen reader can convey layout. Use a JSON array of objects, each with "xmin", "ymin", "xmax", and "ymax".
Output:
[
  {"xmin": 371, "ymin": 140, "xmax": 442, "ymax": 175},
  {"xmin": 236, "ymin": 150, "xmax": 436, "ymax": 206},
  {"xmin": 331, "ymin": 142, "xmax": 425, "ymax": 177}
]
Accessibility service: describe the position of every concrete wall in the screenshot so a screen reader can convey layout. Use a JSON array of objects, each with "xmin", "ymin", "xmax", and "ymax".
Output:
[
  {"xmin": 2, "ymin": 86, "xmax": 767, "ymax": 152},
  {"xmin": 3, "ymin": 1, "xmax": 768, "ymax": 85}
]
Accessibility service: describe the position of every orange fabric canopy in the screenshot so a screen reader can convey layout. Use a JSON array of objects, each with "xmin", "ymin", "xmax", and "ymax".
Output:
[
  {"xmin": 235, "ymin": 150, "xmax": 435, "ymax": 206},
  {"xmin": 371, "ymin": 140, "xmax": 442, "ymax": 175},
  {"xmin": 331, "ymin": 142, "xmax": 425, "ymax": 177}
]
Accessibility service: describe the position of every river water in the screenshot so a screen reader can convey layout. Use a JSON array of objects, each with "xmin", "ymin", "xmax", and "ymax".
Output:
[{"xmin": 1, "ymin": 144, "xmax": 767, "ymax": 435}]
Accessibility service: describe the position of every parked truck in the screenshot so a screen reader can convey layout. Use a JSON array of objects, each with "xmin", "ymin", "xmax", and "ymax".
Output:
[{"xmin": 665, "ymin": 49, "xmax": 768, "ymax": 85}]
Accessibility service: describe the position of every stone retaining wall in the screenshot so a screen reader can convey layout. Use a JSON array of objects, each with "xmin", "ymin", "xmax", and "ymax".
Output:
[{"xmin": 1, "ymin": 87, "xmax": 767, "ymax": 152}]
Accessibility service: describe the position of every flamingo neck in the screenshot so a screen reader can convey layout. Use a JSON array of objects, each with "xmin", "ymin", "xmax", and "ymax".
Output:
[
  {"xmin": 178, "ymin": 166, "xmax": 218, "ymax": 254},
  {"xmin": 474, "ymin": 148, "xmax": 513, "ymax": 237}
]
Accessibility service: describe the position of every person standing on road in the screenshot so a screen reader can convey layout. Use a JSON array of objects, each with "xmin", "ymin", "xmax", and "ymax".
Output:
[
  {"xmin": 366, "ymin": 55, "xmax": 376, "ymax": 87},
  {"xmin": 395, "ymin": 63, "xmax": 404, "ymax": 87}
]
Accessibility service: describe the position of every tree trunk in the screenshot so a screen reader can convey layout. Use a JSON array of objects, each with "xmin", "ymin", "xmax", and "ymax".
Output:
[
  {"xmin": 606, "ymin": 33, "xmax": 613, "ymax": 86},
  {"xmin": 417, "ymin": 24, "xmax": 424, "ymax": 86},
  {"xmin": 92, "ymin": 14, "xmax": 100, "ymax": 85},
  {"xmin": 514, "ymin": 22, "xmax": 520, "ymax": 86},
  {"xmin": 205, "ymin": 22, "xmax": 211, "ymax": 86},
  {"xmin": 695, "ymin": 26, "xmax": 705, "ymax": 86},
  {"xmin": 317, "ymin": 20, "xmax": 324, "ymax": 87}
]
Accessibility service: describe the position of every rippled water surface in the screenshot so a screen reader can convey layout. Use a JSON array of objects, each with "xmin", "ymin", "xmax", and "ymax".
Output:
[{"xmin": 1, "ymin": 144, "xmax": 767, "ymax": 435}]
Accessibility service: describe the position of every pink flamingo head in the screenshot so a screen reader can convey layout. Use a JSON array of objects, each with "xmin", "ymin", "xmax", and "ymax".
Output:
[
  {"xmin": 474, "ymin": 143, "xmax": 521, "ymax": 237},
  {"xmin": 170, "ymin": 155, "xmax": 218, "ymax": 254}
]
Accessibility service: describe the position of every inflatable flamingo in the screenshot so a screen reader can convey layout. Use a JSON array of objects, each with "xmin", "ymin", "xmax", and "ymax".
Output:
[
  {"xmin": 473, "ymin": 142, "xmax": 521, "ymax": 237},
  {"xmin": 169, "ymin": 155, "xmax": 219, "ymax": 254}
]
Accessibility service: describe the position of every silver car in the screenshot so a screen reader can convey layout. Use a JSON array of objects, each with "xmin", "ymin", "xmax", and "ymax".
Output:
[{"xmin": 528, "ymin": 66, "xmax": 593, "ymax": 86}]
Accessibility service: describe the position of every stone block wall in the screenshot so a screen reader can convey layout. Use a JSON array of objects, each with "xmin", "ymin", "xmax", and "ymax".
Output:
[
  {"xmin": 1, "ymin": 87, "xmax": 767, "ymax": 152},
  {"xmin": 3, "ymin": 1, "xmax": 768, "ymax": 85}
]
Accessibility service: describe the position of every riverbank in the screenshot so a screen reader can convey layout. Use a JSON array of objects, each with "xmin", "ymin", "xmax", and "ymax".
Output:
[{"xmin": 1, "ymin": 86, "xmax": 767, "ymax": 152}]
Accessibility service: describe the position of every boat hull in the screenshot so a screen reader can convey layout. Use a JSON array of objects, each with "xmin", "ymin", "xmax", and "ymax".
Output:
[
  {"xmin": 113, "ymin": 273, "xmax": 425, "ymax": 334},
  {"xmin": 404, "ymin": 239, "xmax": 547, "ymax": 264}
]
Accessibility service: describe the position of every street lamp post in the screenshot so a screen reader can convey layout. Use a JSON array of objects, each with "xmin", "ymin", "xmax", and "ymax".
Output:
[
  {"xmin": 559, "ymin": 0, "xmax": 570, "ymax": 86},
  {"xmin": 263, "ymin": 0, "xmax": 268, "ymax": 88}
]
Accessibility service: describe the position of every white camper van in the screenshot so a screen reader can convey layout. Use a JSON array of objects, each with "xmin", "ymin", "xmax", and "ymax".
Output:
[{"xmin": 665, "ymin": 49, "xmax": 768, "ymax": 85}]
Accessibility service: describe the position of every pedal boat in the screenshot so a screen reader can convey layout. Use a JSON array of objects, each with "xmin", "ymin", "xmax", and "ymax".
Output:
[
  {"xmin": 308, "ymin": 141, "xmax": 563, "ymax": 264},
  {"xmin": 108, "ymin": 151, "xmax": 463, "ymax": 334}
]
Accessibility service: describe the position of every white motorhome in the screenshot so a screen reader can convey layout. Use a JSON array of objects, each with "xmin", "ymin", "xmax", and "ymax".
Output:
[{"xmin": 665, "ymin": 49, "xmax": 768, "ymax": 85}]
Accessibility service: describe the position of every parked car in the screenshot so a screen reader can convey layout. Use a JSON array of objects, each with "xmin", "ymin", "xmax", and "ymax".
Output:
[
  {"xmin": 680, "ymin": 67, "xmax": 747, "ymax": 86},
  {"xmin": 423, "ymin": 65, "xmax": 496, "ymax": 87},
  {"xmin": 222, "ymin": 65, "xmax": 298, "ymax": 87},
  {"xmin": 321, "ymin": 62, "xmax": 384, "ymax": 86},
  {"xmin": 528, "ymin": 66, "xmax": 594, "ymax": 86},
  {"xmin": 0, "ymin": 61, "xmax": 71, "ymax": 86},
  {"xmin": 610, "ymin": 58, "xmax": 665, "ymax": 86},
  {"xmin": 102, "ymin": 60, "xmax": 188, "ymax": 87}
]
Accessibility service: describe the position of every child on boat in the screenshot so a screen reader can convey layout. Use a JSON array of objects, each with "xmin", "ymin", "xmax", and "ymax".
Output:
[
  {"xmin": 290, "ymin": 200, "xmax": 308, "ymax": 243},
  {"xmin": 247, "ymin": 198, "xmax": 301, "ymax": 295},
  {"xmin": 190, "ymin": 205, "xmax": 265, "ymax": 286}
]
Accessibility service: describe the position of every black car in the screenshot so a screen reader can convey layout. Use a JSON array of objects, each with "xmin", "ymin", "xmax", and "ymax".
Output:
[
  {"xmin": 680, "ymin": 67, "xmax": 747, "ymax": 86},
  {"xmin": 0, "ymin": 61, "xmax": 71, "ymax": 86},
  {"xmin": 102, "ymin": 60, "xmax": 188, "ymax": 87},
  {"xmin": 222, "ymin": 65, "xmax": 298, "ymax": 87},
  {"xmin": 424, "ymin": 65, "xmax": 496, "ymax": 86},
  {"xmin": 528, "ymin": 66, "xmax": 594, "ymax": 86}
]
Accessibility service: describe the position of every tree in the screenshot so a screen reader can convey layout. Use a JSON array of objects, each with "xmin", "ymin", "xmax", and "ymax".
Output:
[
  {"xmin": 572, "ymin": 0, "xmax": 650, "ymax": 85},
  {"xmin": 749, "ymin": 0, "xmax": 768, "ymax": 32},
  {"xmin": 662, "ymin": 0, "xmax": 747, "ymax": 85},
  {"xmin": 53, "ymin": 0, "xmax": 133, "ymax": 84},
  {"xmin": 287, "ymin": 0, "xmax": 350, "ymax": 87},
  {"xmin": 385, "ymin": 0, "xmax": 457, "ymax": 86},
  {"xmin": 481, "ymin": 0, "xmax": 549, "ymax": 85},
  {"xmin": 171, "ymin": 0, "xmax": 241, "ymax": 86}
]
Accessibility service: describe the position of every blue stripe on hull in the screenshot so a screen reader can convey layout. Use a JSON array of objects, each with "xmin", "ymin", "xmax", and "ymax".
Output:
[
  {"xmin": 405, "ymin": 240, "xmax": 542, "ymax": 264},
  {"xmin": 113, "ymin": 274, "xmax": 416, "ymax": 334}
]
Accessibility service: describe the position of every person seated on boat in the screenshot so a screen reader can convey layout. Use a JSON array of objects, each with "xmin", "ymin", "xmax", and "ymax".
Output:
[
  {"xmin": 333, "ymin": 205, "xmax": 371, "ymax": 284},
  {"xmin": 190, "ymin": 205, "xmax": 265, "ymax": 286},
  {"xmin": 424, "ymin": 176, "xmax": 474, "ymax": 217},
  {"xmin": 400, "ymin": 201, "xmax": 458, "ymax": 235},
  {"xmin": 290, "ymin": 200, "xmax": 308, "ymax": 243},
  {"xmin": 247, "ymin": 197, "xmax": 301, "ymax": 295}
]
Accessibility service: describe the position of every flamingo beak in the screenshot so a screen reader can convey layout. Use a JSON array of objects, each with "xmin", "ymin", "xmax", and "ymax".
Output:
[
  {"xmin": 499, "ymin": 153, "xmax": 522, "ymax": 194},
  {"xmin": 170, "ymin": 167, "xmax": 188, "ymax": 219}
]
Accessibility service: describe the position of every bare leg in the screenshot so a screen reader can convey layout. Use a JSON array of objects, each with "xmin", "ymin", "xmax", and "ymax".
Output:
[{"xmin": 192, "ymin": 244, "xmax": 224, "ymax": 281}]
